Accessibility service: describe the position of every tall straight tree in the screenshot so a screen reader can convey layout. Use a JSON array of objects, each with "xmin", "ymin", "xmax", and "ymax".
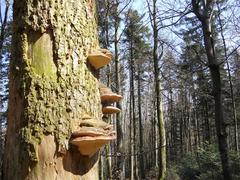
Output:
[
  {"xmin": 192, "ymin": 0, "xmax": 232, "ymax": 179},
  {"xmin": 147, "ymin": 0, "xmax": 166, "ymax": 179},
  {"xmin": 0, "ymin": 0, "xmax": 11, "ymax": 119},
  {"xmin": 111, "ymin": 1, "xmax": 124, "ymax": 179},
  {"xmin": 216, "ymin": 2, "xmax": 238, "ymax": 152},
  {"xmin": 123, "ymin": 9, "xmax": 151, "ymax": 179},
  {"xmin": 3, "ymin": 0, "xmax": 102, "ymax": 179},
  {"xmin": 96, "ymin": 1, "xmax": 131, "ymax": 178}
]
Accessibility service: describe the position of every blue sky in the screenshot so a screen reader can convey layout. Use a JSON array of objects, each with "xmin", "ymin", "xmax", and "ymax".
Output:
[{"xmin": 132, "ymin": 0, "xmax": 147, "ymax": 12}]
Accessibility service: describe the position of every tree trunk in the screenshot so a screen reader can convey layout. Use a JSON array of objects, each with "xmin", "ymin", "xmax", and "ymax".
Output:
[
  {"xmin": 192, "ymin": 1, "xmax": 232, "ymax": 178},
  {"xmin": 137, "ymin": 64, "xmax": 145, "ymax": 179},
  {"xmin": 201, "ymin": 20, "xmax": 232, "ymax": 180},
  {"xmin": 204, "ymin": 99, "xmax": 211, "ymax": 142},
  {"xmin": 129, "ymin": 38, "xmax": 137, "ymax": 180},
  {"xmin": 152, "ymin": 1, "xmax": 166, "ymax": 179},
  {"xmin": 106, "ymin": 66, "xmax": 113, "ymax": 180},
  {"xmin": 0, "ymin": 1, "xmax": 9, "ymax": 57},
  {"xmin": 217, "ymin": 6, "xmax": 238, "ymax": 152},
  {"xmin": 114, "ymin": 10, "xmax": 125, "ymax": 179},
  {"xmin": 3, "ymin": 0, "xmax": 102, "ymax": 179}
]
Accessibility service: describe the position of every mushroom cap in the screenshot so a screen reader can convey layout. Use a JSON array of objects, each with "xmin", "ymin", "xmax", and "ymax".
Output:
[
  {"xmin": 99, "ymin": 82, "xmax": 123, "ymax": 103},
  {"xmin": 70, "ymin": 135, "xmax": 116, "ymax": 156},
  {"xmin": 101, "ymin": 94, "xmax": 123, "ymax": 103},
  {"xmin": 72, "ymin": 127, "xmax": 106, "ymax": 137},
  {"xmin": 80, "ymin": 118, "xmax": 113, "ymax": 130},
  {"xmin": 102, "ymin": 106, "xmax": 121, "ymax": 114},
  {"xmin": 100, "ymin": 49, "xmax": 113, "ymax": 59},
  {"xmin": 70, "ymin": 127, "xmax": 116, "ymax": 156},
  {"xmin": 87, "ymin": 49, "xmax": 112, "ymax": 69}
]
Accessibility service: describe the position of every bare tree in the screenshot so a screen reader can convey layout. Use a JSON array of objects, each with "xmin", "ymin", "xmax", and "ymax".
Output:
[
  {"xmin": 147, "ymin": 0, "xmax": 166, "ymax": 179},
  {"xmin": 191, "ymin": 0, "xmax": 232, "ymax": 179}
]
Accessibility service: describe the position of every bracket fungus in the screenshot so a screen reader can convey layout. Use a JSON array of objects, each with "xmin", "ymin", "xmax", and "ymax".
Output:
[
  {"xmin": 70, "ymin": 116, "xmax": 116, "ymax": 157},
  {"xmin": 102, "ymin": 106, "xmax": 121, "ymax": 114},
  {"xmin": 87, "ymin": 49, "xmax": 113, "ymax": 69},
  {"xmin": 99, "ymin": 82, "xmax": 123, "ymax": 103}
]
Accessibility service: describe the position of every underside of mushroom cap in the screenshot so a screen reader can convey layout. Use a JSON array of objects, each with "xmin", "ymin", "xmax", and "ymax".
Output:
[
  {"xmin": 99, "ymin": 82, "xmax": 123, "ymax": 103},
  {"xmin": 101, "ymin": 94, "xmax": 123, "ymax": 103},
  {"xmin": 102, "ymin": 106, "xmax": 121, "ymax": 114},
  {"xmin": 70, "ymin": 127, "xmax": 116, "ymax": 157},
  {"xmin": 70, "ymin": 135, "xmax": 116, "ymax": 156},
  {"xmin": 70, "ymin": 115, "xmax": 116, "ymax": 157}
]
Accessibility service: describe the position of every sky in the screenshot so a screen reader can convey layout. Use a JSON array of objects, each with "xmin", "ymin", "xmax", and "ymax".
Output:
[{"xmin": 132, "ymin": 0, "xmax": 147, "ymax": 12}]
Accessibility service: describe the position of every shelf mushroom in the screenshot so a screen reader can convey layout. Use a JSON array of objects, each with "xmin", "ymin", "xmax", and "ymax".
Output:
[
  {"xmin": 99, "ymin": 82, "xmax": 123, "ymax": 103},
  {"xmin": 102, "ymin": 106, "xmax": 121, "ymax": 114},
  {"xmin": 87, "ymin": 48, "xmax": 113, "ymax": 69},
  {"xmin": 70, "ymin": 116, "xmax": 116, "ymax": 157}
]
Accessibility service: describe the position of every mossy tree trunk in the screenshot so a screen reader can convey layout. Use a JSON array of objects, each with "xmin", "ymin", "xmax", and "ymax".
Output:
[{"xmin": 3, "ymin": 0, "xmax": 102, "ymax": 179}]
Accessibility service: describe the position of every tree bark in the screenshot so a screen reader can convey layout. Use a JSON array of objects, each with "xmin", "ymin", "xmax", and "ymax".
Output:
[
  {"xmin": 217, "ymin": 5, "xmax": 238, "ymax": 152},
  {"xmin": 192, "ymin": 1, "xmax": 232, "ymax": 178},
  {"xmin": 0, "ymin": 0, "xmax": 9, "ymax": 57},
  {"xmin": 137, "ymin": 64, "xmax": 145, "ymax": 179},
  {"xmin": 202, "ymin": 20, "xmax": 231, "ymax": 180},
  {"xmin": 129, "ymin": 37, "xmax": 137, "ymax": 180},
  {"xmin": 151, "ymin": 0, "xmax": 166, "ymax": 179},
  {"xmin": 114, "ymin": 6, "xmax": 125, "ymax": 179},
  {"xmin": 3, "ymin": 0, "xmax": 102, "ymax": 179}
]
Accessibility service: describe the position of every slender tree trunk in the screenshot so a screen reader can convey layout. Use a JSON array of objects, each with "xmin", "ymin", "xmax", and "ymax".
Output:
[
  {"xmin": 129, "ymin": 86, "xmax": 133, "ymax": 180},
  {"xmin": 180, "ymin": 94, "xmax": 184, "ymax": 155},
  {"xmin": 217, "ymin": 6, "xmax": 238, "ymax": 152},
  {"xmin": 3, "ymin": 0, "xmax": 102, "ymax": 179},
  {"xmin": 204, "ymin": 99, "xmax": 211, "ymax": 142},
  {"xmin": 153, "ymin": 99, "xmax": 158, "ymax": 170},
  {"xmin": 114, "ymin": 11, "xmax": 125, "ymax": 179},
  {"xmin": 137, "ymin": 64, "xmax": 145, "ymax": 179},
  {"xmin": 152, "ymin": 0, "xmax": 166, "ymax": 180},
  {"xmin": 99, "ymin": 155, "xmax": 103, "ymax": 180},
  {"xmin": 0, "ymin": 1, "xmax": 9, "ymax": 57},
  {"xmin": 106, "ymin": 145, "xmax": 113, "ymax": 180},
  {"xmin": 129, "ymin": 38, "xmax": 137, "ymax": 180},
  {"xmin": 106, "ymin": 66, "xmax": 113, "ymax": 180},
  {"xmin": 151, "ymin": 0, "xmax": 166, "ymax": 179}
]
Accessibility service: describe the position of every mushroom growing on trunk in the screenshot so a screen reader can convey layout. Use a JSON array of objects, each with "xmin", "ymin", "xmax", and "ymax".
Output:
[
  {"xmin": 99, "ymin": 82, "xmax": 123, "ymax": 103},
  {"xmin": 87, "ymin": 49, "xmax": 113, "ymax": 69},
  {"xmin": 102, "ymin": 106, "xmax": 121, "ymax": 114},
  {"xmin": 70, "ymin": 115, "xmax": 116, "ymax": 157}
]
